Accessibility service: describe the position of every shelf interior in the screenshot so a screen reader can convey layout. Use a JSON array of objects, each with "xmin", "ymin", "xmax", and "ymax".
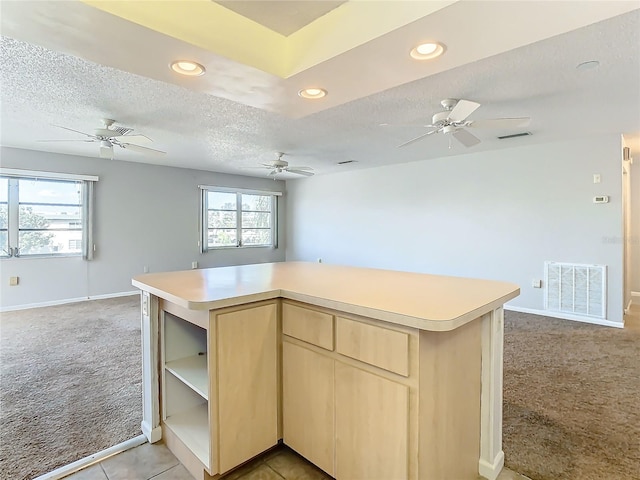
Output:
[
  {"xmin": 165, "ymin": 354, "xmax": 208, "ymax": 400},
  {"xmin": 164, "ymin": 403, "xmax": 210, "ymax": 469}
]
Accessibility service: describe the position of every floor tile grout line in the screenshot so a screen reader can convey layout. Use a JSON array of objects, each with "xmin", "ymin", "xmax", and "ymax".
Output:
[
  {"xmin": 144, "ymin": 460, "xmax": 181, "ymax": 480},
  {"xmin": 263, "ymin": 463, "xmax": 287, "ymax": 480}
]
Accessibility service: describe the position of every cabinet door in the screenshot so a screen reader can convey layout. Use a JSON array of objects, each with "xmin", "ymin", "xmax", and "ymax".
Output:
[
  {"xmin": 283, "ymin": 341, "xmax": 335, "ymax": 476},
  {"xmin": 335, "ymin": 363, "xmax": 409, "ymax": 480},
  {"xmin": 217, "ymin": 303, "xmax": 278, "ymax": 473}
]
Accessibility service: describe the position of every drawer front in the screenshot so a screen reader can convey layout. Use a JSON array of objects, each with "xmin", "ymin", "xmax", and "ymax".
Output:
[
  {"xmin": 335, "ymin": 316, "xmax": 409, "ymax": 376},
  {"xmin": 282, "ymin": 302, "xmax": 334, "ymax": 351}
]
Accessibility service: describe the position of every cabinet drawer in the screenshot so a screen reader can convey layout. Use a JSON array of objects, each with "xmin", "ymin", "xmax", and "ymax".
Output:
[
  {"xmin": 335, "ymin": 316, "xmax": 409, "ymax": 376},
  {"xmin": 282, "ymin": 302, "xmax": 333, "ymax": 351}
]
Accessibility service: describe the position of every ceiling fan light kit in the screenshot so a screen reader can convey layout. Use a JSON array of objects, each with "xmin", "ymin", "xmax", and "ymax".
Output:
[
  {"xmin": 244, "ymin": 152, "xmax": 315, "ymax": 177},
  {"xmin": 394, "ymin": 98, "xmax": 531, "ymax": 149},
  {"xmin": 43, "ymin": 118, "xmax": 166, "ymax": 160}
]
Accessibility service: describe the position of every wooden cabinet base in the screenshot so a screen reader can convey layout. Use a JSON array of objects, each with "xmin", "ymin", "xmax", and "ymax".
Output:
[{"xmin": 163, "ymin": 422, "xmax": 216, "ymax": 480}]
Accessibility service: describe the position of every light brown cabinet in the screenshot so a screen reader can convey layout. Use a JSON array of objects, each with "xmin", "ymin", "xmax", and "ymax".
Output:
[
  {"xmin": 161, "ymin": 300, "xmax": 278, "ymax": 480},
  {"xmin": 335, "ymin": 363, "xmax": 409, "ymax": 480},
  {"xmin": 216, "ymin": 303, "xmax": 278, "ymax": 473},
  {"xmin": 282, "ymin": 341, "xmax": 335, "ymax": 476}
]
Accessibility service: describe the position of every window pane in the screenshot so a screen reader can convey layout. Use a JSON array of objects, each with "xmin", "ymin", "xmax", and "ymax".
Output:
[
  {"xmin": 0, "ymin": 231, "xmax": 7, "ymax": 256},
  {"xmin": 242, "ymin": 212, "xmax": 271, "ymax": 228},
  {"xmin": 242, "ymin": 229, "xmax": 272, "ymax": 246},
  {"xmin": 241, "ymin": 194, "xmax": 271, "ymax": 212},
  {"xmin": 208, "ymin": 229, "xmax": 237, "ymax": 247},
  {"xmin": 18, "ymin": 230, "xmax": 57, "ymax": 255},
  {"xmin": 0, "ymin": 204, "xmax": 7, "ymax": 231},
  {"xmin": 208, "ymin": 210, "xmax": 236, "ymax": 229},
  {"xmin": 16, "ymin": 178, "xmax": 84, "ymax": 256},
  {"xmin": 0, "ymin": 177, "xmax": 8, "ymax": 202},
  {"xmin": 208, "ymin": 192, "xmax": 236, "ymax": 210},
  {"xmin": 0, "ymin": 179, "xmax": 8, "ymax": 237},
  {"xmin": 19, "ymin": 205, "xmax": 81, "ymax": 229},
  {"xmin": 19, "ymin": 178, "xmax": 81, "ymax": 204}
]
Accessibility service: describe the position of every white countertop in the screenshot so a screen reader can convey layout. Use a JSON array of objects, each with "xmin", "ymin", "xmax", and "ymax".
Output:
[{"xmin": 132, "ymin": 262, "xmax": 519, "ymax": 331}]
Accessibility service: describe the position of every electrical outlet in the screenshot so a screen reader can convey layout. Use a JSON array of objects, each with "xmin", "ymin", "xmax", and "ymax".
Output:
[
  {"xmin": 143, "ymin": 266, "xmax": 149, "ymax": 273},
  {"xmin": 9, "ymin": 276, "xmax": 19, "ymax": 286},
  {"xmin": 531, "ymin": 279, "xmax": 542, "ymax": 288},
  {"xmin": 192, "ymin": 261, "xmax": 198, "ymax": 269},
  {"xmin": 593, "ymin": 174, "xmax": 601, "ymax": 184}
]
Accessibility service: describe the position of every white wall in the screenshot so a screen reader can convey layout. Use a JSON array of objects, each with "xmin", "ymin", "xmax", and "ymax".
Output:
[
  {"xmin": 630, "ymin": 153, "xmax": 640, "ymax": 294},
  {"xmin": 0, "ymin": 147, "xmax": 286, "ymax": 308},
  {"xmin": 285, "ymin": 135, "xmax": 625, "ymax": 324}
]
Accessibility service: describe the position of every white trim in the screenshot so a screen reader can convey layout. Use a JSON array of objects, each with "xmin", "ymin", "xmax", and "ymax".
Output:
[
  {"xmin": 504, "ymin": 305, "xmax": 623, "ymax": 328},
  {"xmin": 198, "ymin": 184, "xmax": 283, "ymax": 196},
  {"xmin": 632, "ymin": 291, "xmax": 640, "ymax": 306},
  {"xmin": 479, "ymin": 308, "xmax": 504, "ymax": 480},
  {"xmin": 0, "ymin": 291, "xmax": 139, "ymax": 312},
  {"xmin": 478, "ymin": 450, "xmax": 504, "ymax": 480},
  {"xmin": 0, "ymin": 167, "xmax": 98, "ymax": 182},
  {"xmin": 33, "ymin": 434, "xmax": 146, "ymax": 480},
  {"xmin": 141, "ymin": 421, "xmax": 162, "ymax": 443}
]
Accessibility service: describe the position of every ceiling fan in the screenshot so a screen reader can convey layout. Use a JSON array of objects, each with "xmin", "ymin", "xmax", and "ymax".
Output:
[
  {"xmin": 387, "ymin": 98, "xmax": 530, "ymax": 148},
  {"xmin": 245, "ymin": 152, "xmax": 314, "ymax": 177},
  {"xmin": 42, "ymin": 118, "xmax": 166, "ymax": 159}
]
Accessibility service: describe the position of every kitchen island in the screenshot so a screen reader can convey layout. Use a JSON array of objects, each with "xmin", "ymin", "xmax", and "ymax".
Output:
[{"xmin": 132, "ymin": 261, "xmax": 519, "ymax": 480}]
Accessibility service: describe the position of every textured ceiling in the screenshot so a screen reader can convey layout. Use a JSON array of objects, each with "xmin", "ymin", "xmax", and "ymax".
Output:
[{"xmin": 0, "ymin": 1, "xmax": 638, "ymax": 178}]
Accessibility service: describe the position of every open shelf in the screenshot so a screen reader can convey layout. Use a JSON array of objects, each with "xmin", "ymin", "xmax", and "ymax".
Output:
[
  {"xmin": 164, "ymin": 403, "xmax": 210, "ymax": 469},
  {"xmin": 165, "ymin": 354, "xmax": 208, "ymax": 400}
]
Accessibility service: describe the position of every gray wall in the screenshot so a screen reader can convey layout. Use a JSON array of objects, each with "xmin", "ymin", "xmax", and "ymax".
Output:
[
  {"xmin": 285, "ymin": 135, "xmax": 625, "ymax": 324},
  {"xmin": 0, "ymin": 147, "xmax": 286, "ymax": 308}
]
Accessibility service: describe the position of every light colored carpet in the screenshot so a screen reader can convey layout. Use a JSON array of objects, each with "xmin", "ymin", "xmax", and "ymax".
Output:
[
  {"xmin": 503, "ymin": 310, "xmax": 640, "ymax": 480},
  {"xmin": 2, "ymin": 297, "xmax": 637, "ymax": 480},
  {"xmin": 0, "ymin": 296, "xmax": 142, "ymax": 480}
]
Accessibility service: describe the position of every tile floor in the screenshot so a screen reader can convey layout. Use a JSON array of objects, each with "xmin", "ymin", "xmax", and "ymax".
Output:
[{"xmin": 63, "ymin": 441, "xmax": 530, "ymax": 480}]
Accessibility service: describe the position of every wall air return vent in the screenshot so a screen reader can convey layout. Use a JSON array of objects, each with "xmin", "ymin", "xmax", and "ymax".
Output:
[
  {"xmin": 544, "ymin": 262, "xmax": 606, "ymax": 319},
  {"xmin": 497, "ymin": 132, "xmax": 531, "ymax": 140}
]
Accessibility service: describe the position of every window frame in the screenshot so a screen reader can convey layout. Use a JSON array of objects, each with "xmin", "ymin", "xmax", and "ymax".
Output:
[
  {"xmin": 199, "ymin": 185, "xmax": 281, "ymax": 252},
  {"xmin": 0, "ymin": 168, "xmax": 98, "ymax": 260}
]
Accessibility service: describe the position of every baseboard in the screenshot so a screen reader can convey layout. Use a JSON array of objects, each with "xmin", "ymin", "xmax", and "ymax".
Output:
[
  {"xmin": 504, "ymin": 305, "xmax": 624, "ymax": 328},
  {"xmin": 478, "ymin": 450, "xmax": 504, "ymax": 480},
  {"xmin": 0, "ymin": 290, "xmax": 139, "ymax": 312},
  {"xmin": 141, "ymin": 420, "xmax": 163, "ymax": 443},
  {"xmin": 632, "ymin": 291, "xmax": 640, "ymax": 306},
  {"xmin": 33, "ymin": 434, "xmax": 147, "ymax": 480}
]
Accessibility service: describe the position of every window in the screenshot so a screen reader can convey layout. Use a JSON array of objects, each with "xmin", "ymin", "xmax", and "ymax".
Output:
[
  {"xmin": 0, "ymin": 169, "xmax": 98, "ymax": 258},
  {"xmin": 200, "ymin": 186, "xmax": 281, "ymax": 251}
]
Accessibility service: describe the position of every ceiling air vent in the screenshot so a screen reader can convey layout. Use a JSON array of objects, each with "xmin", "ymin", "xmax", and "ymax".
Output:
[
  {"xmin": 497, "ymin": 132, "xmax": 531, "ymax": 140},
  {"xmin": 337, "ymin": 160, "xmax": 357, "ymax": 165}
]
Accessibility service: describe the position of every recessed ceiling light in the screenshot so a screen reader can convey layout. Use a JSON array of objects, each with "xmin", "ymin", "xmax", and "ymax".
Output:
[
  {"xmin": 410, "ymin": 42, "xmax": 445, "ymax": 60},
  {"xmin": 170, "ymin": 60, "xmax": 206, "ymax": 76},
  {"xmin": 298, "ymin": 88, "xmax": 327, "ymax": 99},
  {"xmin": 576, "ymin": 60, "xmax": 600, "ymax": 71}
]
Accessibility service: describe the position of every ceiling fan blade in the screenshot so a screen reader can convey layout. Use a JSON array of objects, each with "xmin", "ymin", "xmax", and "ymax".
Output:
[
  {"xmin": 467, "ymin": 117, "xmax": 531, "ymax": 129},
  {"xmin": 119, "ymin": 143, "xmax": 166, "ymax": 155},
  {"xmin": 99, "ymin": 144, "xmax": 113, "ymax": 159},
  {"xmin": 448, "ymin": 99, "xmax": 481, "ymax": 122},
  {"xmin": 452, "ymin": 128, "xmax": 481, "ymax": 147},
  {"xmin": 286, "ymin": 169, "xmax": 314, "ymax": 177},
  {"xmin": 287, "ymin": 166, "xmax": 313, "ymax": 171},
  {"xmin": 380, "ymin": 123, "xmax": 434, "ymax": 128},
  {"xmin": 397, "ymin": 129, "xmax": 438, "ymax": 148},
  {"xmin": 38, "ymin": 139, "xmax": 96, "ymax": 143},
  {"xmin": 53, "ymin": 125, "xmax": 96, "ymax": 139},
  {"xmin": 120, "ymin": 134, "xmax": 153, "ymax": 143},
  {"xmin": 268, "ymin": 170, "xmax": 278, "ymax": 176}
]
